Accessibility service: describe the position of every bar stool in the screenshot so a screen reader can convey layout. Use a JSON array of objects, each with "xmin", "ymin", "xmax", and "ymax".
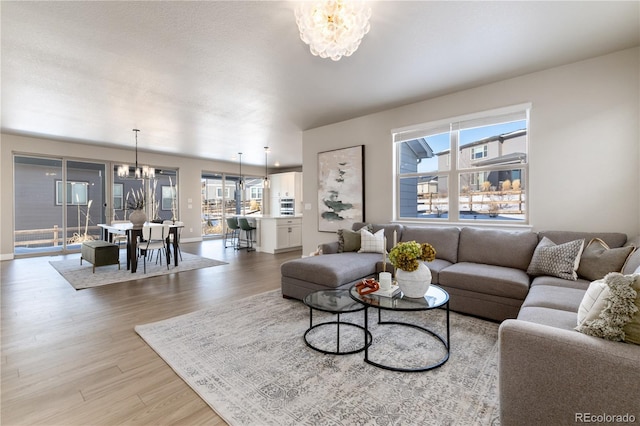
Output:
[
  {"xmin": 238, "ymin": 218, "xmax": 256, "ymax": 252},
  {"xmin": 225, "ymin": 217, "xmax": 240, "ymax": 249}
]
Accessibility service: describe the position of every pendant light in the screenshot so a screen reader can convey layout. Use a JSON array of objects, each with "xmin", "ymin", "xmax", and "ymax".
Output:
[{"xmin": 263, "ymin": 147, "xmax": 271, "ymax": 189}]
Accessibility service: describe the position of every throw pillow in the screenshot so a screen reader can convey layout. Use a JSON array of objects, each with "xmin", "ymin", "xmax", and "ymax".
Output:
[
  {"xmin": 577, "ymin": 238, "xmax": 635, "ymax": 281},
  {"xmin": 623, "ymin": 274, "xmax": 640, "ymax": 345},
  {"xmin": 358, "ymin": 228, "xmax": 385, "ymax": 254},
  {"xmin": 576, "ymin": 279, "xmax": 609, "ymax": 326},
  {"xmin": 575, "ymin": 272, "xmax": 639, "ymax": 341},
  {"xmin": 337, "ymin": 229, "xmax": 361, "ymax": 253},
  {"xmin": 527, "ymin": 237, "xmax": 585, "ymax": 280}
]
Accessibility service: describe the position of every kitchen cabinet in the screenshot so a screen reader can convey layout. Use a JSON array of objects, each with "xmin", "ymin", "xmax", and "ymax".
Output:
[
  {"xmin": 269, "ymin": 172, "xmax": 302, "ymax": 214},
  {"xmin": 258, "ymin": 217, "xmax": 302, "ymax": 254}
]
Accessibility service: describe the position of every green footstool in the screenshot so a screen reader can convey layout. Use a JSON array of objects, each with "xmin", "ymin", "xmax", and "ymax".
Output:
[{"xmin": 81, "ymin": 240, "xmax": 120, "ymax": 273}]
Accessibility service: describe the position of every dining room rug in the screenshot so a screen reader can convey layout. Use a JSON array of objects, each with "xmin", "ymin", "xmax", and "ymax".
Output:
[
  {"xmin": 135, "ymin": 289, "xmax": 500, "ymax": 426},
  {"xmin": 50, "ymin": 251, "xmax": 227, "ymax": 290}
]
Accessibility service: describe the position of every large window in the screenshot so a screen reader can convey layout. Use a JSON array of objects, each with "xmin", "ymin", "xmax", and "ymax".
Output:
[{"xmin": 394, "ymin": 104, "xmax": 529, "ymax": 223}]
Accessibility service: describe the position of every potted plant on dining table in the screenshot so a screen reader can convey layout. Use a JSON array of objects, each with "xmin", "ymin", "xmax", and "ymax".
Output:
[{"xmin": 126, "ymin": 188, "xmax": 147, "ymax": 229}]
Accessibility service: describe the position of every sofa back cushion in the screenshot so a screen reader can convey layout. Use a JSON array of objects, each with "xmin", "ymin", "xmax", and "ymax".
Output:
[
  {"xmin": 401, "ymin": 226, "xmax": 460, "ymax": 263},
  {"xmin": 458, "ymin": 227, "xmax": 538, "ymax": 270}
]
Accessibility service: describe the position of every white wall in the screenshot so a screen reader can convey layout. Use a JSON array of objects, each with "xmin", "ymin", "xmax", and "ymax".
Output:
[
  {"xmin": 0, "ymin": 134, "xmax": 264, "ymax": 259},
  {"xmin": 301, "ymin": 48, "xmax": 640, "ymax": 254}
]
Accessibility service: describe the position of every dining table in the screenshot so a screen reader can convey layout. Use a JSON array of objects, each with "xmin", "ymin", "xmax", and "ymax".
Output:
[{"xmin": 98, "ymin": 222, "xmax": 183, "ymax": 273}]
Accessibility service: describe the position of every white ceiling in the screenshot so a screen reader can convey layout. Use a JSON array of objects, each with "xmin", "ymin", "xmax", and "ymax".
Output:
[{"xmin": 2, "ymin": 1, "xmax": 639, "ymax": 168}]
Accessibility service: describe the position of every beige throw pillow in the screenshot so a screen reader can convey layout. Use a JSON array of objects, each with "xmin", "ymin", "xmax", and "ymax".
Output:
[{"xmin": 577, "ymin": 238, "xmax": 635, "ymax": 281}]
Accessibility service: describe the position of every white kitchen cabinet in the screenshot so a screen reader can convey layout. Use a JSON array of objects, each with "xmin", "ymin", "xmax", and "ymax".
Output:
[
  {"xmin": 258, "ymin": 217, "xmax": 302, "ymax": 254},
  {"xmin": 269, "ymin": 172, "xmax": 302, "ymax": 205}
]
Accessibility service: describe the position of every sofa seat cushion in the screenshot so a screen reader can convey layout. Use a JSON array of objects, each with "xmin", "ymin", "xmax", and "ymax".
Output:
[
  {"xmin": 530, "ymin": 275, "xmax": 591, "ymax": 291},
  {"xmin": 439, "ymin": 262, "xmax": 530, "ymax": 300},
  {"xmin": 425, "ymin": 258, "xmax": 452, "ymax": 284},
  {"xmin": 281, "ymin": 253, "xmax": 379, "ymax": 288},
  {"xmin": 521, "ymin": 285, "xmax": 586, "ymax": 313},
  {"xmin": 517, "ymin": 306, "xmax": 578, "ymax": 331}
]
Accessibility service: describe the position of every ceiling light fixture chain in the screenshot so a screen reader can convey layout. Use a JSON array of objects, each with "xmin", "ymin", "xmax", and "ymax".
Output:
[{"xmin": 295, "ymin": 0, "xmax": 371, "ymax": 61}]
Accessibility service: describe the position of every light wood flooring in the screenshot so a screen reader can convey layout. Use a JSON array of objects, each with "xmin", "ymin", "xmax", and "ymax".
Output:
[{"xmin": 1, "ymin": 239, "xmax": 302, "ymax": 425}]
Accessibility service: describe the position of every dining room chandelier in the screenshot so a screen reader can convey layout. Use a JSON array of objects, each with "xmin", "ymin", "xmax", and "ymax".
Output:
[
  {"xmin": 117, "ymin": 129, "xmax": 155, "ymax": 180},
  {"xmin": 295, "ymin": 0, "xmax": 371, "ymax": 61}
]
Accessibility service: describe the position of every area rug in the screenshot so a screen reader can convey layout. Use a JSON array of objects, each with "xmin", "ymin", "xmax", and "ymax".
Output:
[
  {"xmin": 50, "ymin": 251, "xmax": 227, "ymax": 290},
  {"xmin": 136, "ymin": 290, "xmax": 500, "ymax": 425}
]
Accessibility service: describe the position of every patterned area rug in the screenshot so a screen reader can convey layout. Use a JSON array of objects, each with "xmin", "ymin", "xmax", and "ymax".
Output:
[
  {"xmin": 136, "ymin": 290, "xmax": 500, "ymax": 425},
  {"xmin": 50, "ymin": 251, "xmax": 227, "ymax": 290}
]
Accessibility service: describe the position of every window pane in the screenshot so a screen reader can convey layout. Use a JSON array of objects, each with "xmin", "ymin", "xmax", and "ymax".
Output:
[
  {"xmin": 458, "ymin": 120, "xmax": 527, "ymax": 170},
  {"xmin": 399, "ymin": 175, "xmax": 449, "ymax": 219},
  {"xmin": 459, "ymin": 169, "xmax": 525, "ymax": 221},
  {"xmin": 398, "ymin": 132, "xmax": 450, "ymax": 175}
]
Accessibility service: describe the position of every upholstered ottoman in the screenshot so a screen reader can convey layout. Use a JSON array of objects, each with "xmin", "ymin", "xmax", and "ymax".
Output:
[
  {"xmin": 281, "ymin": 252, "xmax": 380, "ymax": 300},
  {"xmin": 81, "ymin": 240, "xmax": 120, "ymax": 273}
]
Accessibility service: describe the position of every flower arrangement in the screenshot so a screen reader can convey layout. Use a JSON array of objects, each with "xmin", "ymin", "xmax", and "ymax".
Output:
[
  {"xmin": 126, "ymin": 187, "xmax": 146, "ymax": 210},
  {"xmin": 388, "ymin": 240, "xmax": 436, "ymax": 272}
]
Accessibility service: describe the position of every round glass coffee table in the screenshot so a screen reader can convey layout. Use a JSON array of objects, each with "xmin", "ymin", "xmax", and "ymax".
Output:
[
  {"xmin": 349, "ymin": 284, "xmax": 450, "ymax": 372},
  {"xmin": 303, "ymin": 289, "xmax": 372, "ymax": 355}
]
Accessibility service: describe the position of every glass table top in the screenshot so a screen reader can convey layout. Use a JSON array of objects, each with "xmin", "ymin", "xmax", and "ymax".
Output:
[
  {"xmin": 304, "ymin": 289, "xmax": 366, "ymax": 314},
  {"xmin": 349, "ymin": 284, "xmax": 449, "ymax": 311}
]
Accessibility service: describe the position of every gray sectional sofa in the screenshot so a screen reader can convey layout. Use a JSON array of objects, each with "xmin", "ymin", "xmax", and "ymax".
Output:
[{"xmin": 280, "ymin": 223, "xmax": 640, "ymax": 425}]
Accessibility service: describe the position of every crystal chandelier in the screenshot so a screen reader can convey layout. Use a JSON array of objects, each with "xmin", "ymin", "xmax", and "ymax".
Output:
[
  {"xmin": 117, "ymin": 129, "xmax": 155, "ymax": 180},
  {"xmin": 295, "ymin": 0, "xmax": 371, "ymax": 61}
]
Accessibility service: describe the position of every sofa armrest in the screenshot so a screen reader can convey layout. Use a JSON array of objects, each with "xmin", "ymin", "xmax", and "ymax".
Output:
[
  {"xmin": 320, "ymin": 241, "xmax": 339, "ymax": 254},
  {"xmin": 499, "ymin": 319, "xmax": 640, "ymax": 426}
]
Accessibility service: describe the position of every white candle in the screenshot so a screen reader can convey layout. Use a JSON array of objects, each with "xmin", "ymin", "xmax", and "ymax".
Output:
[
  {"xmin": 382, "ymin": 236, "xmax": 387, "ymax": 270},
  {"xmin": 379, "ymin": 272, "xmax": 392, "ymax": 291},
  {"xmin": 393, "ymin": 229, "xmax": 397, "ymax": 247}
]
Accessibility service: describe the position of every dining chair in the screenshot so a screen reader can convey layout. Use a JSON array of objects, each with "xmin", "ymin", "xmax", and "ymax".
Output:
[
  {"xmin": 225, "ymin": 217, "xmax": 240, "ymax": 249},
  {"xmin": 110, "ymin": 220, "xmax": 129, "ymax": 247},
  {"xmin": 163, "ymin": 220, "xmax": 183, "ymax": 261},
  {"xmin": 238, "ymin": 218, "xmax": 256, "ymax": 252},
  {"xmin": 140, "ymin": 224, "xmax": 170, "ymax": 273}
]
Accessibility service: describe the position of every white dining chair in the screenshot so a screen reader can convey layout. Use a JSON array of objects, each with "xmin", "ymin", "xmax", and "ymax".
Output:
[
  {"xmin": 164, "ymin": 220, "xmax": 184, "ymax": 262},
  {"xmin": 110, "ymin": 220, "xmax": 129, "ymax": 247},
  {"xmin": 140, "ymin": 224, "xmax": 170, "ymax": 273}
]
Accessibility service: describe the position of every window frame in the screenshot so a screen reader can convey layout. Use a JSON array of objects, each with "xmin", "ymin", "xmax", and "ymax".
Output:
[
  {"xmin": 393, "ymin": 103, "xmax": 530, "ymax": 225},
  {"xmin": 56, "ymin": 180, "xmax": 89, "ymax": 206}
]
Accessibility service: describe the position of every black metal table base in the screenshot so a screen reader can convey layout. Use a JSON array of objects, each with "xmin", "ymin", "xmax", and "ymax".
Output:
[
  {"xmin": 364, "ymin": 303, "xmax": 450, "ymax": 372},
  {"xmin": 304, "ymin": 310, "xmax": 372, "ymax": 355}
]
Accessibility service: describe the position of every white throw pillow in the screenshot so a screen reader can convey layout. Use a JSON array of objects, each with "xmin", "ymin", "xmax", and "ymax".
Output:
[
  {"xmin": 358, "ymin": 228, "xmax": 385, "ymax": 254},
  {"xmin": 575, "ymin": 272, "xmax": 639, "ymax": 341},
  {"xmin": 576, "ymin": 279, "xmax": 609, "ymax": 326}
]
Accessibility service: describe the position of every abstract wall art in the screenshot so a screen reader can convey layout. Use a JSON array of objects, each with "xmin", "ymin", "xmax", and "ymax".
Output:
[{"xmin": 317, "ymin": 145, "xmax": 364, "ymax": 232}]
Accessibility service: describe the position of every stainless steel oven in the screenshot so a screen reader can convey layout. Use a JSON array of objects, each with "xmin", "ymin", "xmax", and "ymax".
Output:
[{"xmin": 280, "ymin": 198, "xmax": 294, "ymax": 216}]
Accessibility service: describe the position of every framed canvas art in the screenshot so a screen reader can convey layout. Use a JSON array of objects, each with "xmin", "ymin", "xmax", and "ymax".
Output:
[{"xmin": 317, "ymin": 145, "xmax": 364, "ymax": 232}]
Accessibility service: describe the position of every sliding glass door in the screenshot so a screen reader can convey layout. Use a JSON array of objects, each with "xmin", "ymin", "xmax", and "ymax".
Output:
[{"xmin": 14, "ymin": 156, "xmax": 107, "ymax": 256}]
